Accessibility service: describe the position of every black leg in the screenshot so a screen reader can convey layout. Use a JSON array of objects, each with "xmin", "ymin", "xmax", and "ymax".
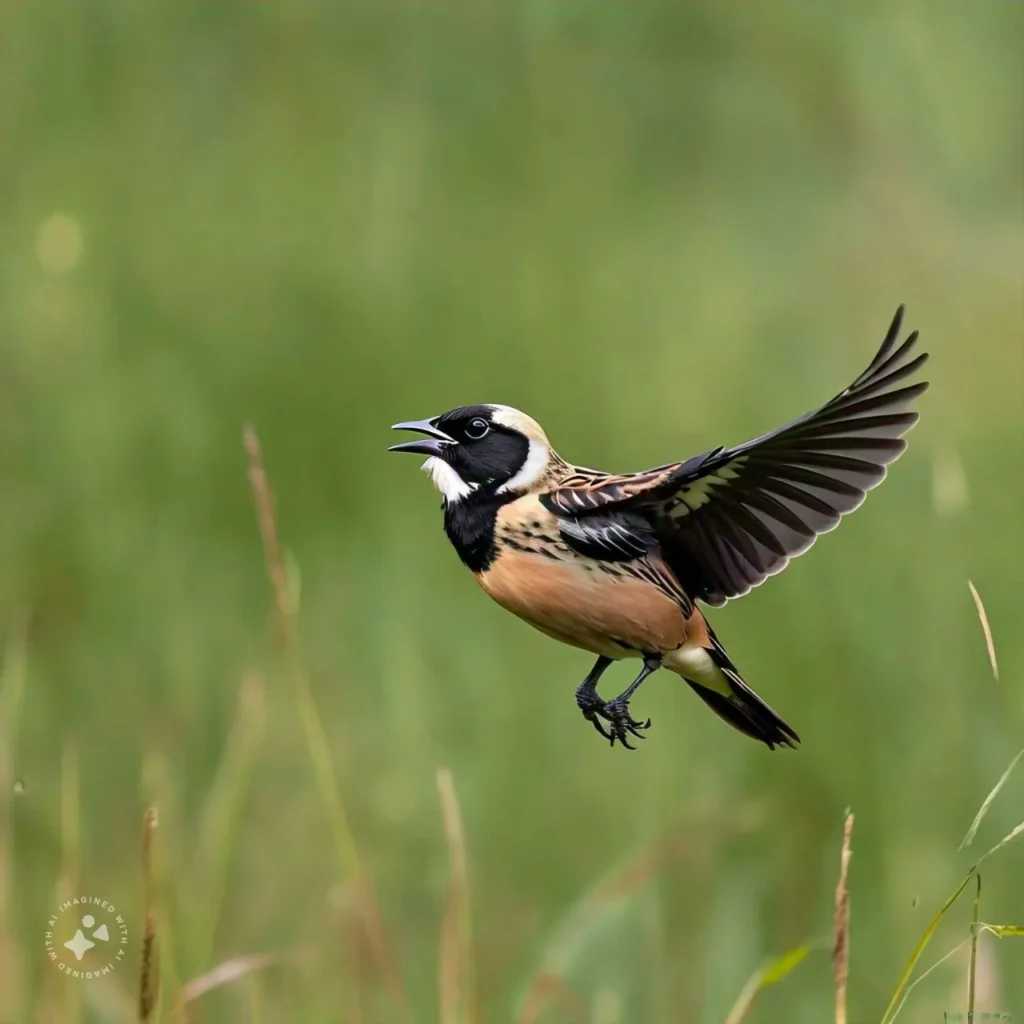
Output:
[
  {"xmin": 575, "ymin": 655, "xmax": 614, "ymax": 741},
  {"xmin": 602, "ymin": 653, "xmax": 661, "ymax": 750}
]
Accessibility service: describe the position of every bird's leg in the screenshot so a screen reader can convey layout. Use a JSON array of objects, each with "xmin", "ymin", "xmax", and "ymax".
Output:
[
  {"xmin": 602, "ymin": 653, "xmax": 661, "ymax": 750},
  {"xmin": 575, "ymin": 655, "xmax": 615, "ymax": 741}
]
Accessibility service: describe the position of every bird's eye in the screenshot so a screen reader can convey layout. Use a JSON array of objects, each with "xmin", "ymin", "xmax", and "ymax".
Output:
[{"xmin": 465, "ymin": 417, "xmax": 490, "ymax": 440}]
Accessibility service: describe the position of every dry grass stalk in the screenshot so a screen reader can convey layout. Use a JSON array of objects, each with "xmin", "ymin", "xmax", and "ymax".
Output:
[
  {"xmin": 834, "ymin": 812, "xmax": 854, "ymax": 1024},
  {"xmin": 243, "ymin": 424, "xmax": 408, "ymax": 1017},
  {"xmin": 139, "ymin": 807, "xmax": 160, "ymax": 1022},
  {"xmin": 518, "ymin": 972, "xmax": 587, "ymax": 1024},
  {"xmin": 243, "ymin": 425, "xmax": 295, "ymax": 635},
  {"xmin": 192, "ymin": 671, "xmax": 267, "ymax": 974},
  {"xmin": 437, "ymin": 768, "xmax": 475, "ymax": 1024},
  {"xmin": 0, "ymin": 618, "xmax": 27, "ymax": 1024},
  {"xmin": 959, "ymin": 749, "xmax": 1024, "ymax": 852},
  {"xmin": 58, "ymin": 740, "xmax": 83, "ymax": 1024},
  {"xmin": 724, "ymin": 945, "xmax": 813, "ymax": 1024},
  {"xmin": 967, "ymin": 581, "xmax": 999, "ymax": 682},
  {"xmin": 517, "ymin": 827, "xmax": 701, "ymax": 1022},
  {"xmin": 967, "ymin": 874, "xmax": 982, "ymax": 1023},
  {"xmin": 177, "ymin": 951, "xmax": 283, "ymax": 1006}
]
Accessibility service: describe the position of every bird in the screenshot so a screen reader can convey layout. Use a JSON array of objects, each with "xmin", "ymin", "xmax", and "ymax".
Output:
[{"xmin": 389, "ymin": 306, "xmax": 928, "ymax": 750}]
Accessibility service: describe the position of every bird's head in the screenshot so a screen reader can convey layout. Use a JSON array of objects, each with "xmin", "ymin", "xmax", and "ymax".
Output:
[{"xmin": 389, "ymin": 404, "xmax": 555, "ymax": 503}]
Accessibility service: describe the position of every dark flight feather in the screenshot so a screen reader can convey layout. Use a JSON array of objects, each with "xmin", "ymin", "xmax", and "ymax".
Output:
[
  {"xmin": 557, "ymin": 512, "xmax": 656, "ymax": 562},
  {"xmin": 540, "ymin": 306, "xmax": 929, "ymax": 605}
]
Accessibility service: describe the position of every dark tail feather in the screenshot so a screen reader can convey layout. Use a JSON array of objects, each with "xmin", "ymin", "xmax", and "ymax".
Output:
[
  {"xmin": 688, "ymin": 627, "xmax": 801, "ymax": 750},
  {"xmin": 686, "ymin": 679, "xmax": 800, "ymax": 750}
]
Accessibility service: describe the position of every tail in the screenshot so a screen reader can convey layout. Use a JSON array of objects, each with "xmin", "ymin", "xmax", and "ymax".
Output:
[{"xmin": 678, "ymin": 625, "xmax": 800, "ymax": 750}]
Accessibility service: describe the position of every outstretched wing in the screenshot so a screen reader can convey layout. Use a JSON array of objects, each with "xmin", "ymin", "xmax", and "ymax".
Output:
[{"xmin": 541, "ymin": 306, "xmax": 929, "ymax": 606}]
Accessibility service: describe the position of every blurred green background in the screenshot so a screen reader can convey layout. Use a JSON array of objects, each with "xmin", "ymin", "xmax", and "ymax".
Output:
[{"xmin": 1, "ymin": 4, "xmax": 1022, "ymax": 1023}]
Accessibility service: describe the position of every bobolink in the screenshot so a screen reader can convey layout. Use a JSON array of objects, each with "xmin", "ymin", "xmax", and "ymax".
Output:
[{"xmin": 390, "ymin": 307, "xmax": 928, "ymax": 750}]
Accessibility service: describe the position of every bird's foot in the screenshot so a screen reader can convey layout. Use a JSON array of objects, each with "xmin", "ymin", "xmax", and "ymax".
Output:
[
  {"xmin": 576, "ymin": 687, "xmax": 615, "ymax": 742},
  {"xmin": 577, "ymin": 689, "xmax": 651, "ymax": 749},
  {"xmin": 601, "ymin": 698, "xmax": 651, "ymax": 750}
]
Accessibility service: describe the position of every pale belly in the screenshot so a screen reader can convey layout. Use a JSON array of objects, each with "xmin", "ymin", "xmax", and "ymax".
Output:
[{"xmin": 476, "ymin": 546, "xmax": 689, "ymax": 657}]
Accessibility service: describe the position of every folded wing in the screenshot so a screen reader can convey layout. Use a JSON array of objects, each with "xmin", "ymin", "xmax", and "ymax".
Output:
[{"xmin": 540, "ymin": 306, "xmax": 929, "ymax": 606}]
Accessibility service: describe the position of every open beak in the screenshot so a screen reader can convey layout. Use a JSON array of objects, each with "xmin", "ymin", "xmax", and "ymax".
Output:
[{"xmin": 388, "ymin": 418, "xmax": 454, "ymax": 458}]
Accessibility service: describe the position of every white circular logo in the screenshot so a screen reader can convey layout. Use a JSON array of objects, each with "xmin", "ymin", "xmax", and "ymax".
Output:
[{"xmin": 45, "ymin": 896, "xmax": 128, "ymax": 980}]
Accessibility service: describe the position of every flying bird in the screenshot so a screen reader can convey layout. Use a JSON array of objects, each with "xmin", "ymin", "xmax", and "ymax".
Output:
[{"xmin": 389, "ymin": 307, "xmax": 928, "ymax": 750}]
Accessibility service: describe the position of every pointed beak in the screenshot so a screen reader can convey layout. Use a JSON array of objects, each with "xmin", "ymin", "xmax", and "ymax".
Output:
[{"xmin": 388, "ymin": 419, "xmax": 454, "ymax": 457}]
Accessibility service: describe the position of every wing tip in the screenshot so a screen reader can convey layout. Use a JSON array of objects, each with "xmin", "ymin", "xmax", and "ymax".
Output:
[{"xmin": 889, "ymin": 302, "xmax": 906, "ymax": 335}]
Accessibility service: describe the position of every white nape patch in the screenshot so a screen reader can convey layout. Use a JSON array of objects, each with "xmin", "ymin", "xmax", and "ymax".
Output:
[
  {"xmin": 422, "ymin": 457, "xmax": 477, "ymax": 503},
  {"xmin": 489, "ymin": 405, "xmax": 549, "ymax": 444},
  {"xmin": 497, "ymin": 439, "xmax": 550, "ymax": 494}
]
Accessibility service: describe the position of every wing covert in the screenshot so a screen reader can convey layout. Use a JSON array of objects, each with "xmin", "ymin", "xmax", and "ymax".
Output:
[{"xmin": 558, "ymin": 513, "xmax": 654, "ymax": 562}]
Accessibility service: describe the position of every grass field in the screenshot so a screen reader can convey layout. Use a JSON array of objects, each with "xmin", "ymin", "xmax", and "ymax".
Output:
[{"xmin": 1, "ymin": 5, "xmax": 1022, "ymax": 1022}]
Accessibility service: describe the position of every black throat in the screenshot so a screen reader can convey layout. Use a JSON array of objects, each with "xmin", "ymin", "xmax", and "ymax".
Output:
[{"xmin": 443, "ymin": 486, "xmax": 518, "ymax": 573}]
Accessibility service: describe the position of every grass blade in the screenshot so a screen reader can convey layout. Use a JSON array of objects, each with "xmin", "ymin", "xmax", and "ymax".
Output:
[
  {"xmin": 177, "ymin": 952, "xmax": 283, "ymax": 1006},
  {"xmin": 884, "ymin": 938, "xmax": 971, "ymax": 1024},
  {"xmin": 979, "ymin": 818, "xmax": 1024, "ymax": 861},
  {"xmin": 192, "ymin": 672, "xmax": 267, "ymax": 972},
  {"xmin": 980, "ymin": 924, "xmax": 1024, "ymax": 938},
  {"xmin": 518, "ymin": 972, "xmax": 587, "ymax": 1024},
  {"xmin": 882, "ymin": 815, "xmax": 1024, "ymax": 1024},
  {"xmin": 250, "ymin": 973, "xmax": 263, "ymax": 1024},
  {"xmin": 834, "ymin": 812, "xmax": 854, "ymax": 1024},
  {"xmin": 0, "ymin": 616, "xmax": 27, "ymax": 1024},
  {"xmin": 139, "ymin": 807, "xmax": 160, "ymax": 1022},
  {"xmin": 243, "ymin": 424, "xmax": 408, "ymax": 1017},
  {"xmin": 59, "ymin": 740, "xmax": 83, "ymax": 1024},
  {"xmin": 967, "ymin": 874, "xmax": 981, "ymax": 1024},
  {"xmin": 516, "ymin": 831, "xmax": 692, "ymax": 1021},
  {"xmin": 724, "ymin": 945, "xmax": 813, "ymax": 1024},
  {"xmin": 437, "ymin": 768, "xmax": 475, "ymax": 1024},
  {"xmin": 958, "ymin": 748, "xmax": 1024, "ymax": 851},
  {"xmin": 520, "ymin": 832, "xmax": 686, "ymax": 988},
  {"xmin": 884, "ymin": 567, "xmax": 1021, "ymax": 1024},
  {"xmin": 880, "ymin": 869, "xmax": 976, "ymax": 1024},
  {"xmin": 967, "ymin": 581, "xmax": 999, "ymax": 681},
  {"xmin": 140, "ymin": 753, "xmax": 185, "ymax": 1022}
]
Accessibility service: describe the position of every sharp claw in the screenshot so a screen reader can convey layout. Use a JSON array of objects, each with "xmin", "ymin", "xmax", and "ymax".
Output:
[{"xmin": 583, "ymin": 694, "xmax": 650, "ymax": 750}]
